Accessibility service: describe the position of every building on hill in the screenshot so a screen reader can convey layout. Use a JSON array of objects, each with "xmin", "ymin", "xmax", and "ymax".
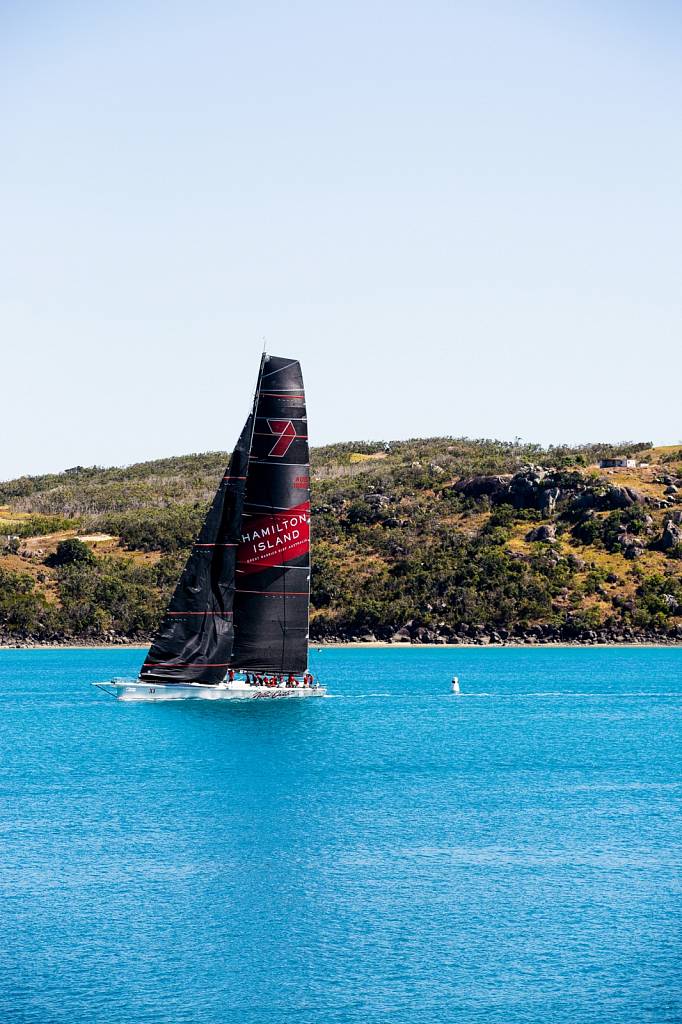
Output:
[{"xmin": 600, "ymin": 457, "xmax": 637, "ymax": 469}]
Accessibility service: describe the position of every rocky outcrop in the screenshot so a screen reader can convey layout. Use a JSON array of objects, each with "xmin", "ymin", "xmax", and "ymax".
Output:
[
  {"xmin": 453, "ymin": 475, "xmax": 512, "ymax": 499},
  {"xmin": 453, "ymin": 467, "xmax": 557, "ymax": 510},
  {"xmin": 391, "ymin": 621, "xmax": 413, "ymax": 642},
  {"xmin": 570, "ymin": 485, "xmax": 647, "ymax": 515},
  {"xmin": 603, "ymin": 485, "xmax": 646, "ymax": 509},
  {"xmin": 453, "ymin": 467, "xmax": 649, "ymax": 517},
  {"xmin": 526, "ymin": 524, "xmax": 557, "ymax": 543},
  {"xmin": 658, "ymin": 519, "xmax": 682, "ymax": 551},
  {"xmin": 309, "ymin": 621, "xmax": 682, "ymax": 646},
  {"xmin": 617, "ymin": 532, "xmax": 645, "ymax": 559}
]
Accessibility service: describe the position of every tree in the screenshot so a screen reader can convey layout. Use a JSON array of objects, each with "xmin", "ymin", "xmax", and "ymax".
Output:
[{"xmin": 48, "ymin": 538, "xmax": 96, "ymax": 567}]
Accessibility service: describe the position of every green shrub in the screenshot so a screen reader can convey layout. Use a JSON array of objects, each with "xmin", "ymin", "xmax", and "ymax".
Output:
[
  {"xmin": 10, "ymin": 515, "xmax": 79, "ymax": 538},
  {"xmin": 0, "ymin": 567, "xmax": 54, "ymax": 635},
  {"xmin": 48, "ymin": 538, "xmax": 96, "ymax": 567},
  {"xmin": 104, "ymin": 505, "xmax": 205, "ymax": 552}
]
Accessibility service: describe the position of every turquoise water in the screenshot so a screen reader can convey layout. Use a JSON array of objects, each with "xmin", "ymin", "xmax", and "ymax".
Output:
[{"xmin": 0, "ymin": 647, "xmax": 680, "ymax": 1024}]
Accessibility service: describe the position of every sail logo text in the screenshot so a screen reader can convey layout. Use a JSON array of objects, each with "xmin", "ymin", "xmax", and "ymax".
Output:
[
  {"xmin": 241, "ymin": 513, "xmax": 309, "ymax": 546},
  {"xmin": 237, "ymin": 503, "xmax": 311, "ymax": 574}
]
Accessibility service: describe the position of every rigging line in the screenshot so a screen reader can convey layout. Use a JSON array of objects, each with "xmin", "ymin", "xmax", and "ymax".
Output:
[
  {"xmin": 163, "ymin": 606, "xmax": 231, "ymax": 614},
  {"xmin": 253, "ymin": 432, "xmax": 309, "ymax": 439},
  {"xmin": 93, "ymin": 683, "xmax": 118, "ymax": 699},
  {"xmin": 282, "ymin": 496, "xmax": 288, "ymax": 674},
  {"xmin": 242, "ymin": 510, "xmax": 294, "ymax": 515},
  {"xmin": 249, "ymin": 356, "xmax": 266, "ymax": 449},
  {"xmin": 248, "ymin": 460, "xmax": 309, "ymax": 466},
  {"xmin": 236, "ymin": 564, "xmax": 309, "ymax": 571},
  {"xmin": 259, "ymin": 393, "xmax": 305, "ymax": 399},
  {"xmin": 255, "ymin": 415, "xmax": 307, "ymax": 421},
  {"xmin": 144, "ymin": 661, "xmax": 232, "ymax": 667},
  {"xmin": 305, "ymin": 455, "xmax": 311, "ymax": 673},
  {"xmin": 261, "ymin": 360, "xmax": 298, "ymax": 378},
  {"xmin": 194, "ymin": 543, "xmax": 237, "ymax": 547},
  {"xmin": 234, "ymin": 590, "xmax": 308, "ymax": 596}
]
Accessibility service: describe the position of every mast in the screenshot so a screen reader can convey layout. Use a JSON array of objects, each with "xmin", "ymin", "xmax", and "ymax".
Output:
[{"xmin": 229, "ymin": 354, "xmax": 311, "ymax": 674}]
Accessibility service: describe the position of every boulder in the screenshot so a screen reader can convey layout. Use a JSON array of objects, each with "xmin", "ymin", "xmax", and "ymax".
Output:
[
  {"xmin": 567, "ymin": 553, "xmax": 587, "ymax": 570},
  {"xmin": 540, "ymin": 487, "xmax": 561, "ymax": 514},
  {"xmin": 659, "ymin": 520, "xmax": 682, "ymax": 551},
  {"xmin": 508, "ymin": 473, "xmax": 539, "ymax": 508},
  {"xmin": 453, "ymin": 475, "xmax": 512, "ymax": 499},
  {"xmin": 604, "ymin": 485, "xmax": 646, "ymax": 510},
  {"xmin": 569, "ymin": 492, "xmax": 599, "ymax": 514},
  {"xmin": 392, "ymin": 621, "xmax": 414, "ymax": 642},
  {"xmin": 526, "ymin": 524, "xmax": 557, "ymax": 543},
  {"xmin": 618, "ymin": 533, "xmax": 644, "ymax": 559}
]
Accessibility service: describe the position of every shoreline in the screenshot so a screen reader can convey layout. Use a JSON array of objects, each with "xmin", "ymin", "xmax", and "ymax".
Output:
[{"xmin": 1, "ymin": 641, "xmax": 681, "ymax": 651}]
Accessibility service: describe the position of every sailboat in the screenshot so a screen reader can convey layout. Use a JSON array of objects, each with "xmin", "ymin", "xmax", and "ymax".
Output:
[{"xmin": 94, "ymin": 354, "xmax": 325, "ymax": 701}]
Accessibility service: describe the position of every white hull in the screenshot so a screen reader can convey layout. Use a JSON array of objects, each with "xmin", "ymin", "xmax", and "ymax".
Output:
[{"xmin": 93, "ymin": 678, "xmax": 326, "ymax": 702}]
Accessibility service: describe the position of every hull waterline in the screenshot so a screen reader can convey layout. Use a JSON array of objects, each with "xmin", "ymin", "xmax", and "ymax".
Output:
[{"xmin": 93, "ymin": 678, "xmax": 326, "ymax": 701}]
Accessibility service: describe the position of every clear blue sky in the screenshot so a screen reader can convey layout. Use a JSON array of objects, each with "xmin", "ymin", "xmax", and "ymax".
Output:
[{"xmin": 2, "ymin": 1, "xmax": 681, "ymax": 478}]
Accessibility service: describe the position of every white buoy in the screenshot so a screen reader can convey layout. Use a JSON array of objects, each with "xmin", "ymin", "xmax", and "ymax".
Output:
[{"xmin": 451, "ymin": 676, "xmax": 460, "ymax": 694}]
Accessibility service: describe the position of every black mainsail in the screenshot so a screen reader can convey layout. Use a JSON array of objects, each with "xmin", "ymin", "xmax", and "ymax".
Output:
[
  {"xmin": 139, "ymin": 354, "xmax": 310, "ymax": 683},
  {"xmin": 231, "ymin": 355, "xmax": 310, "ymax": 673}
]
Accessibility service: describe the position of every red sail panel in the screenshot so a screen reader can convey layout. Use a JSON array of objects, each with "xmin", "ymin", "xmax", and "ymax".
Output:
[{"xmin": 237, "ymin": 502, "xmax": 310, "ymax": 575}]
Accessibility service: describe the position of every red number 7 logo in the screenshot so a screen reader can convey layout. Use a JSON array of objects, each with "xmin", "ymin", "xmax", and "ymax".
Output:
[{"xmin": 267, "ymin": 420, "xmax": 296, "ymax": 457}]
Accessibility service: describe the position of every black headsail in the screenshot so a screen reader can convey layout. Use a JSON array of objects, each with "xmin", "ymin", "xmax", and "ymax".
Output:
[
  {"xmin": 230, "ymin": 355, "xmax": 311, "ymax": 674},
  {"xmin": 139, "ymin": 364, "xmax": 262, "ymax": 683}
]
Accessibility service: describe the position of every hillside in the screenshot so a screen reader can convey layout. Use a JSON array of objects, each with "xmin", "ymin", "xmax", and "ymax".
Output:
[{"xmin": 1, "ymin": 438, "xmax": 681, "ymax": 646}]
